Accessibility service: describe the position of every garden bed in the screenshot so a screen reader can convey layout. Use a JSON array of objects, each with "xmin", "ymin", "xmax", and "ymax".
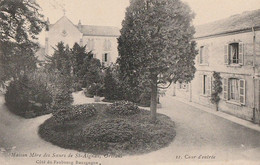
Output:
[{"xmin": 38, "ymin": 103, "xmax": 176, "ymax": 156}]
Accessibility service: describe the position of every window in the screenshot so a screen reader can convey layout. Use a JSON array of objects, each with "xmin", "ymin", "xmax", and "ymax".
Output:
[
  {"xmin": 229, "ymin": 78, "xmax": 239, "ymax": 102},
  {"xmin": 224, "ymin": 42, "xmax": 244, "ymax": 65},
  {"xmin": 203, "ymin": 75, "xmax": 207, "ymax": 95},
  {"xmin": 102, "ymin": 53, "xmax": 109, "ymax": 63},
  {"xmin": 104, "ymin": 53, "xmax": 108, "ymax": 62},
  {"xmin": 80, "ymin": 38, "xmax": 83, "ymax": 46},
  {"xmin": 199, "ymin": 46, "xmax": 208, "ymax": 65},
  {"xmin": 87, "ymin": 39, "xmax": 95, "ymax": 50},
  {"xmin": 230, "ymin": 43, "xmax": 239, "ymax": 64},
  {"xmin": 223, "ymin": 78, "xmax": 245, "ymax": 105},
  {"xmin": 201, "ymin": 75, "xmax": 211, "ymax": 96},
  {"xmin": 104, "ymin": 39, "xmax": 111, "ymax": 51}
]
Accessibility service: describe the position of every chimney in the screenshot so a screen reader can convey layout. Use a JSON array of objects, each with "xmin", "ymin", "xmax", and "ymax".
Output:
[
  {"xmin": 46, "ymin": 17, "xmax": 50, "ymax": 31},
  {"xmin": 78, "ymin": 20, "xmax": 82, "ymax": 31}
]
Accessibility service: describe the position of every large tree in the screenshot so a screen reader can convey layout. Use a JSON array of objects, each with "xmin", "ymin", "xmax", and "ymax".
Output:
[
  {"xmin": 0, "ymin": 0, "xmax": 46, "ymax": 85},
  {"xmin": 117, "ymin": 0, "xmax": 197, "ymax": 122}
]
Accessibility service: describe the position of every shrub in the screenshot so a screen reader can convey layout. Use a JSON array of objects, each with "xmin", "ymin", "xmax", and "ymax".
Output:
[
  {"xmin": 86, "ymin": 83, "xmax": 104, "ymax": 97},
  {"xmin": 103, "ymin": 66, "xmax": 123, "ymax": 101},
  {"xmin": 72, "ymin": 81, "xmax": 83, "ymax": 92},
  {"xmin": 44, "ymin": 70, "xmax": 74, "ymax": 109},
  {"xmin": 5, "ymin": 75, "xmax": 52, "ymax": 118},
  {"xmin": 38, "ymin": 104, "xmax": 176, "ymax": 156},
  {"xmin": 4, "ymin": 69, "xmax": 74, "ymax": 118},
  {"xmin": 83, "ymin": 88, "xmax": 94, "ymax": 98},
  {"xmin": 53, "ymin": 104, "xmax": 97, "ymax": 123},
  {"xmin": 210, "ymin": 71, "xmax": 222, "ymax": 111},
  {"xmin": 82, "ymin": 119, "xmax": 134, "ymax": 143},
  {"xmin": 106, "ymin": 101, "xmax": 140, "ymax": 116}
]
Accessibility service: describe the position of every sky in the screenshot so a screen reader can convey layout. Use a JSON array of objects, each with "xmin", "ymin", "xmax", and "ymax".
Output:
[{"xmin": 37, "ymin": 0, "xmax": 260, "ymax": 44}]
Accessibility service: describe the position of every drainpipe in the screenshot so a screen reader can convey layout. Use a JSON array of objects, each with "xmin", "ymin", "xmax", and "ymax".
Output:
[{"xmin": 252, "ymin": 27, "xmax": 256, "ymax": 123}]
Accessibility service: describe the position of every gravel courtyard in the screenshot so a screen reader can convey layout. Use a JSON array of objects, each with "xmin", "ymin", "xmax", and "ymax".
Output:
[{"xmin": 0, "ymin": 91, "xmax": 260, "ymax": 165}]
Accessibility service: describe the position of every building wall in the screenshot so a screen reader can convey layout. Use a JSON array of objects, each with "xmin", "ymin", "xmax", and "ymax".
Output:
[
  {"xmin": 45, "ymin": 18, "xmax": 83, "ymax": 56},
  {"xmin": 45, "ymin": 17, "xmax": 119, "ymax": 64},
  {"xmin": 176, "ymin": 30, "xmax": 260, "ymax": 123},
  {"xmin": 82, "ymin": 35, "xmax": 118, "ymax": 64}
]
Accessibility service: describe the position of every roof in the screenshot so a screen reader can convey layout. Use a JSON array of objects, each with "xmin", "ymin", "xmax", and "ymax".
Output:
[
  {"xmin": 48, "ymin": 16, "xmax": 120, "ymax": 37},
  {"xmin": 195, "ymin": 9, "xmax": 260, "ymax": 38},
  {"xmin": 80, "ymin": 25, "xmax": 120, "ymax": 37}
]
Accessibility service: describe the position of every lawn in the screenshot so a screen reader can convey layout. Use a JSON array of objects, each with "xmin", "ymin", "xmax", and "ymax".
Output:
[{"xmin": 38, "ymin": 103, "xmax": 176, "ymax": 156}]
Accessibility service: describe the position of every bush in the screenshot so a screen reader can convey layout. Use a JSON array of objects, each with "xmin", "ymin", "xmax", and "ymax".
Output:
[
  {"xmin": 106, "ymin": 101, "xmax": 140, "ymax": 116},
  {"xmin": 38, "ymin": 104, "xmax": 176, "ymax": 156},
  {"xmin": 86, "ymin": 83, "xmax": 104, "ymax": 97},
  {"xmin": 83, "ymin": 88, "xmax": 94, "ymax": 98},
  {"xmin": 4, "ymin": 70, "xmax": 74, "ymax": 118},
  {"xmin": 82, "ymin": 119, "xmax": 134, "ymax": 143},
  {"xmin": 5, "ymin": 75, "xmax": 52, "ymax": 118},
  {"xmin": 53, "ymin": 104, "xmax": 97, "ymax": 123},
  {"xmin": 44, "ymin": 70, "xmax": 74, "ymax": 109},
  {"xmin": 72, "ymin": 81, "xmax": 83, "ymax": 92},
  {"xmin": 103, "ymin": 66, "xmax": 123, "ymax": 101}
]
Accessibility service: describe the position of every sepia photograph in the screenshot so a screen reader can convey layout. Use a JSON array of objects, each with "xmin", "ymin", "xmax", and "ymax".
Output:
[{"xmin": 0, "ymin": 0, "xmax": 260, "ymax": 165}]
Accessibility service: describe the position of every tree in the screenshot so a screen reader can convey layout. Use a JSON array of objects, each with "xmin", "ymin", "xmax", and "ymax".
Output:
[
  {"xmin": 118, "ymin": 0, "xmax": 197, "ymax": 122},
  {"xmin": 70, "ymin": 42, "xmax": 94, "ymax": 88},
  {"xmin": 104, "ymin": 65, "xmax": 123, "ymax": 101},
  {"xmin": 0, "ymin": 0, "xmax": 46, "ymax": 85},
  {"xmin": 210, "ymin": 72, "xmax": 223, "ymax": 111},
  {"xmin": 84, "ymin": 58, "xmax": 103, "ymax": 87},
  {"xmin": 45, "ymin": 42, "xmax": 72, "ymax": 76}
]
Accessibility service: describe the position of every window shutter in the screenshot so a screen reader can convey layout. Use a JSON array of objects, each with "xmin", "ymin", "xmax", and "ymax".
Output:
[
  {"xmin": 205, "ymin": 46, "xmax": 209, "ymax": 64},
  {"xmin": 239, "ymin": 79, "xmax": 246, "ymax": 105},
  {"xmin": 223, "ymin": 78, "xmax": 228, "ymax": 100},
  {"xmin": 207, "ymin": 76, "xmax": 212, "ymax": 96},
  {"xmin": 238, "ymin": 42, "xmax": 244, "ymax": 65},
  {"xmin": 80, "ymin": 39, "xmax": 83, "ymax": 46},
  {"xmin": 224, "ymin": 44, "xmax": 229, "ymax": 65},
  {"xmin": 201, "ymin": 75, "xmax": 204, "ymax": 94},
  {"xmin": 104, "ymin": 40, "xmax": 108, "ymax": 51},
  {"xmin": 199, "ymin": 47, "xmax": 203, "ymax": 64},
  {"xmin": 106, "ymin": 53, "xmax": 110, "ymax": 63}
]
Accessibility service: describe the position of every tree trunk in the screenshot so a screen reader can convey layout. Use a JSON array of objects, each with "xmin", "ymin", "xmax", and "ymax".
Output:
[{"xmin": 150, "ymin": 76, "xmax": 158, "ymax": 123}]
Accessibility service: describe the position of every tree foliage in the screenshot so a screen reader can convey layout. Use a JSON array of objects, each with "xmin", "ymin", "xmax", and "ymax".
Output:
[
  {"xmin": 118, "ymin": 0, "xmax": 197, "ymax": 122},
  {"xmin": 104, "ymin": 65, "xmax": 123, "ymax": 101},
  {"xmin": 210, "ymin": 72, "xmax": 222, "ymax": 111},
  {"xmin": 0, "ymin": 0, "xmax": 46, "ymax": 85},
  {"xmin": 45, "ymin": 42, "xmax": 72, "ymax": 76}
]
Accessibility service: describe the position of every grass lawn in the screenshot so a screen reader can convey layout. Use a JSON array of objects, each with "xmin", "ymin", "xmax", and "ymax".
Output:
[{"xmin": 38, "ymin": 103, "xmax": 176, "ymax": 156}]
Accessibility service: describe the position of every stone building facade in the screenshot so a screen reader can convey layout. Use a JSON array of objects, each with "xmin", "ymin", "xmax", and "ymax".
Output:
[
  {"xmin": 44, "ymin": 15, "xmax": 120, "ymax": 65},
  {"xmin": 174, "ymin": 9, "xmax": 260, "ymax": 124}
]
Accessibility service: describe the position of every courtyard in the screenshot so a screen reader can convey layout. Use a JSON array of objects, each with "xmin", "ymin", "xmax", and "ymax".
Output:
[{"xmin": 0, "ymin": 91, "xmax": 259, "ymax": 165}]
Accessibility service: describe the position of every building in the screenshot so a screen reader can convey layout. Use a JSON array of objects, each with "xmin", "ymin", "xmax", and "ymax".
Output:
[
  {"xmin": 43, "ymin": 15, "xmax": 120, "ymax": 65},
  {"xmin": 174, "ymin": 9, "xmax": 260, "ymax": 124}
]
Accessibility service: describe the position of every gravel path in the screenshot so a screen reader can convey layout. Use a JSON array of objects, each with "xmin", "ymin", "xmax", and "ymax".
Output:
[{"xmin": 0, "ymin": 91, "xmax": 260, "ymax": 165}]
